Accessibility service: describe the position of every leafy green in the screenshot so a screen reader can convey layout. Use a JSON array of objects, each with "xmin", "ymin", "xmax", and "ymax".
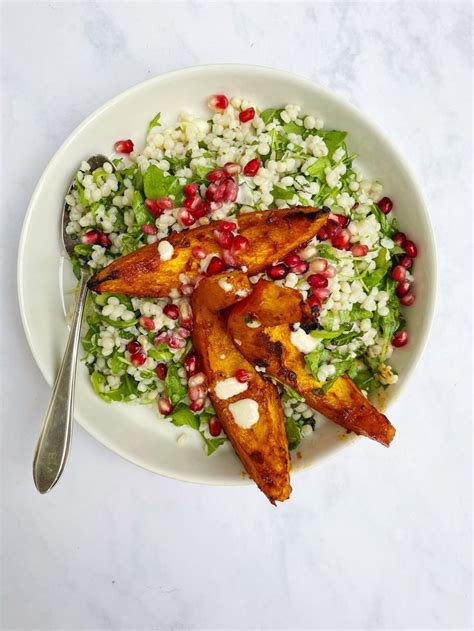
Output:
[
  {"xmin": 350, "ymin": 362, "xmax": 380, "ymax": 394},
  {"xmin": 74, "ymin": 179, "xmax": 90, "ymax": 208},
  {"xmin": 260, "ymin": 108, "xmax": 282, "ymax": 125},
  {"xmin": 285, "ymin": 417, "xmax": 301, "ymax": 450},
  {"xmin": 371, "ymin": 203, "xmax": 398, "ymax": 237},
  {"xmin": 147, "ymin": 112, "xmax": 161, "ymax": 134},
  {"xmin": 164, "ymin": 364, "xmax": 187, "ymax": 405},
  {"xmin": 284, "ymin": 385, "xmax": 303, "ymax": 401},
  {"xmin": 90, "ymin": 372, "xmax": 112, "ymax": 403},
  {"xmin": 171, "ymin": 403, "xmax": 200, "ymax": 430},
  {"xmin": 306, "ymin": 156, "xmax": 331, "ymax": 178},
  {"xmin": 143, "ymin": 165, "xmax": 183, "ymax": 203},
  {"xmin": 271, "ymin": 185, "xmax": 296, "ymax": 200},
  {"xmin": 74, "ymin": 243, "xmax": 93, "ymax": 258},
  {"xmin": 132, "ymin": 191, "xmax": 152, "ymax": 226},
  {"xmin": 201, "ymin": 434, "xmax": 226, "ymax": 456},
  {"xmin": 310, "ymin": 329, "xmax": 343, "ymax": 340},
  {"xmin": 194, "ymin": 164, "xmax": 213, "ymax": 180},
  {"xmin": 121, "ymin": 231, "xmax": 144, "ymax": 255},
  {"xmin": 148, "ymin": 344, "xmax": 173, "ymax": 362},
  {"xmin": 316, "ymin": 130, "xmax": 347, "ymax": 157},
  {"xmin": 364, "ymin": 248, "xmax": 390, "ymax": 289},
  {"xmin": 304, "ymin": 348, "xmax": 329, "ymax": 378},
  {"xmin": 315, "ymin": 244, "xmax": 340, "ymax": 262},
  {"xmin": 100, "ymin": 315, "xmax": 138, "ymax": 328},
  {"xmin": 108, "ymin": 354, "xmax": 128, "ymax": 375},
  {"xmin": 283, "ymin": 121, "xmax": 304, "ymax": 135}
]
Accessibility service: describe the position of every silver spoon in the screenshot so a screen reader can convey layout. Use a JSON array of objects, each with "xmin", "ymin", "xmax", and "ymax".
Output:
[{"xmin": 33, "ymin": 154, "xmax": 110, "ymax": 493}]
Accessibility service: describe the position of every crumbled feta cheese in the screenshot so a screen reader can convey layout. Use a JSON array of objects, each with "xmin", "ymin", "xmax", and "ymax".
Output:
[
  {"xmin": 218, "ymin": 278, "xmax": 233, "ymax": 292},
  {"xmin": 158, "ymin": 240, "xmax": 174, "ymax": 261},
  {"xmin": 290, "ymin": 328, "xmax": 319, "ymax": 354},
  {"xmin": 228, "ymin": 399, "xmax": 259, "ymax": 428},
  {"xmin": 215, "ymin": 377, "xmax": 248, "ymax": 400}
]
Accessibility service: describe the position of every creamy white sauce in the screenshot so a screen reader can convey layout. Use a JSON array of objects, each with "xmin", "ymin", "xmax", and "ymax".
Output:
[
  {"xmin": 290, "ymin": 328, "xmax": 319, "ymax": 354},
  {"xmin": 158, "ymin": 240, "xmax": 174, "ymax": 261},
  {"xmin": 215, "ymin": 377, "xmax": 248, "ymax": 400},
  {"xmin": 218, "ymin": 278, "xmax": 233, "ymax": 293},
  {"xmin": 229, "ymin": 399, "xmax": 259, "ymax": 428}
]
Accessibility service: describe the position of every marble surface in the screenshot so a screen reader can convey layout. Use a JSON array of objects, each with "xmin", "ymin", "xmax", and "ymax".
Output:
[{"xmin": 1, "ymin": 2, "xmax": 472, "ymax": 629}]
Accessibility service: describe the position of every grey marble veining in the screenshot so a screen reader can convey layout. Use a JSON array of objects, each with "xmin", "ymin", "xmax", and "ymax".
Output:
[{"xmin": 1, "ymin": 2, "xmax": 472, "ymax": 630}]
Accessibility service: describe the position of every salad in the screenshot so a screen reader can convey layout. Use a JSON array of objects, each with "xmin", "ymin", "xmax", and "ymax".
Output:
[{"xmin": 65, "ymin": 94, "xmax": 417, "ymax": 456}]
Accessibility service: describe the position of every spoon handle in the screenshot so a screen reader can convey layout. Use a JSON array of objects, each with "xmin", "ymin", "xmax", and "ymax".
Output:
[{"xmin": 33, "ymin": 267, "xmax": 90, "ymax": 493}]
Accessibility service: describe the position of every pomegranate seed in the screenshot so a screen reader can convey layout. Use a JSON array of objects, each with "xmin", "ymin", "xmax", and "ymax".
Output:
[
  {"xmin": 181, "ymin": 284, "xmax": 194, "ymax": 296},
  {"xmin": 190, "ymin": 399, "xmax": 205, "ymax": 412},
  {"xmin": 222, "ymin": 249, "xmax": 237, "ymax": 267},
  {"xmin": 208, "ymin": 416, "xmax": 222, "ymax": 437},
  {"xmin": 114, "ymin": 139, "xmax": 134, "ymax": 154},
  {"xmin": 307, "ymin": 294, "xmax": 321, "ymax": 308},
  {"xmin": 191, "ymin": 200, "xmax": 209, "ymax": 219},
  {"xmin": 351, "ymin": 244, "xmax": 369, "ymax": 257},
  {"xmin": 207, "ymin": 94, "xmax": 229, "ymax": 112},
  {"xmin": 309, "ymin": 258, "xmax": 328, "ymax": 273},
  {"xmin": 207, "ymin": 168, "xmax": 226, "ymax": 183},
  {"xmin": 206, "ymin": 182, "xmax": 225, "ymax": 202},
  {"xmin": 81, "ymin": 229, "xmax": 100, "ymax": 244},
  {"xmin": 322, "ymin": 264, "xmax": 336, "ymax": 278},
  {"xmin": 183, "ymin": 182, "xmax": 198, "ymax": 198},
  {"xmin": 224, "ymin": 162, "xmax": 242, "ymax": 176},
  {"xmin": 292, "ymin": 260, "xmax": 309, "ymax": 274},
  {"xmin": 207, "ymin": 256, "xmax": 225, "ymax": 275},
  {"xmin": 214, "ymin": 227, "xmax": 234, "ymax": 249},
  {"xmin": 154, "ymin": 332, "xmax": 169, "ymax": 346},
  {"xmin": 141, "ymin": 223, "xmax": 157, "ymax": 235},
  {"xmin": 155, "ymin": 363, "xmax": 168, "ymax": 380},
  {"xmin": 178, "ymin": 301, "xmax": 193, "ymax": 330},
  {"xmin": 377, "ymin": 197, "xmax": 393, "ymax": 214},
  {"xmin": 284, "ymin": 253, "xmax": 301, "ymax": 267},
  {"xmin": 404, "ymin": 240, "xmax": 418, "ymax": 258},
  {"xmin": 243, "ymin": 158, "xmax": 261, "ymax": 177},
  {"xmin": 139, "ymin": 316, "xmax": 155, "ymax": 331},
  {"xmin": 188, "ymin": 372, "xmax": 206, "ymax": 388},
  {"xmin": 177, "ymin": 208, "xmax": 196, "ymax": 227},
  {"xmin": 184, "ymin": 352, "xmax": 201, "ymax": 376},
  {"xmin": 163, "ymin": 304, "xmax": 179, "ymax": 319},
  {"xmin": 157, "ymin": 196, "xmax": 174, "ymax": 209},
  {"xmin": 130, "ymin": 350, "xmax": 146, "ymax": 366},
  {"xmin": 400, "ymin": 255, "xmax": 413, "ymax": 269},
  {"xmin": 334, "ymin": 214, "xmax": 349, "ymax": 227},
  {"xmin": 317, "ymin": 225, "xmax": 329, "ymax": 241},
  {"xmin": 326, "ymin": 220, "xmax": 342, "ymax": 239},
  {"xmin": 235, "ymin": 369, "xmax": 252, "ymax": 383},
  {"xmin": 331, "ymin": 228, "xmax": 351, "ymax": 249},
  {"xmin": 183, "ymin": 196, "xmax": 200, "ymax": 211},
  {"xmin": 267, "ymin": 263, "xmax": 288, "ymax": 280},
  {"xmin": 391, "ymin": 265, "xmax": 406, "ymax": 282},
  {"xmin": 221, "ymin": 221, "xmax": 237, "ymax": 231},
  {"xmin": 97, "ymin": 232, "xmax": 111, "ymax": 247},
  {"xmin": 392, "ymin": 330, "xmax": 408, "ymax": 347},
  {"xmin": 223, "ymin": 179, "xmax": 239, "ymax": 203},
  {"xmin": 192, "ymin": 245, "xmax": 207, "ymax": 259},
  {"xmin": 239, "ymin": 107, "xmax": 256, "ymax": 123},
  {"xmin": 157, "ymin": 397, "xmax": 173, "ymax": 415},
  {"xmin": 144, "ymin": 199, "xmax": 163, "ymax": 217},
  {"xmin": 176, "ymin": 327, "xmax": 191, "ymax": 339},
  {"xmin": 312, "ymin": 287, "xmax": 330, "ymax": 302},
  {"xmin": 168, "ymin": 335, "xmax": 186, "ymax": 349},
  {"xmin": 127, "ymin": 340, "xmax": 141, "ymax": 354},
  {"xmin": 209, "ymin": 201, "xmax": 223, "ymax": 212},
  {"xmin": 393, "ymin": 232, "xmax": 407, "ymax": 247},
  {"xmin": 308, "ymin": 274, "xmax": 328, "ymax": 288},
  {"xmin": 396, "ymin": 280, "xmax": 412, "ymax": 298},
  {"xmin": 232, "ymin": 235, "xmax": 249, "ymax": 252},
  {"xmin": 400, "ymin": 290, "xmax": 416, "ymax": 306}
]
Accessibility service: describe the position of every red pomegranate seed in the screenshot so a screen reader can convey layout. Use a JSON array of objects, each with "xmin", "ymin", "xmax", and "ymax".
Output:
[
  {"xmin": 97, "ymin": 232, "xmax": 111, "ymax": 247},
  {"xmin": 168, "ymin": 335, "xmax": 186, "ymax": 349},
  {"xmin": 308, "ymin": 274, "xmax": 328, "ymax": 288},
  {"xmin": 404, "ymin": 240, "xmax": 418, "ymax": 258},
  {"xmin": 235, "ymin": 369, "xmax": 252, "ymax": 383},
  {"xmin": 114, "ymin": 139, "xmax": 134, "ymax": 154},
  {"xmin": 393, "ymin": 232, "xmax": 407, "ymax": 247},
  {"xmin": 223, "ymin": 179, "xmax": 239, "ymax": 203},
  {"xmin": 181, "ymin": 284, "xmax": 194, "ymax": 296},
  {"xmin": 351, "ymin": 244, "xmax": 368, "ymax": 257},
  {"xmin": 190, "ymin": 399, "xmax": 205, "ymax": 412},
  {"xmin": 206, "ymin": 182, "xmax": 224, "ymax": 202},
  {"xmin": 243, "ymin": 158, "xmax": 261, "ymax": 177},
  {"xmin": 163, "ymin": 303, "xmax": 179, "ymax": 319},
  {"xmin": 214, "ymin": 227, "xmax": 234, "ymax": 249},
  {"xmin": 232, "ymin": 235, "xmax": 249, "ymax": 252},
  {"xmin": 292, "ymin": 260, "xmax": 309, "ymax": 274},
  {"xmin": 177, "ymin": 208, "xmax": 196, "ymax": 227},
  {"xmin": 207, "ymin": 256, "xmax": 225, "ymax": 275},
  {"xmin": 222, "ymin": 221, "xmax": 237, "ymax": 231},
  {"xmin": 209, "ymin": 201, "xmax": 223, "ymax": 212},
  {"xmin": 141, "ymin": 223, "xmax": 157, "ymax": 235},
  {"xmin": 183, "ymin": 196, "xmax": 200, "ymax": 211},
  {"xmin": 144, "ymin": 199, "xmax": 163, "ymax": 217},
  {"xmin": 139, "ymin": 316, "xmax": 155, "ymax": 331},
  {"xmin": 396, "ymin": 280, "xmax": 412, "ymax": 298},
  {"xmin": 284, "ymin": 253, "xmax": 301, "ymax": 267},
  {"xmin": 207, "ymin": 168, "xmax": 226, "ymax": 183},
  {"xmin": 377, "ymin": 197, "xmax": 393, "ymax": 215},
  {"xmin": 267, "ymin": 263, "xmax": 288, "ymax": 280},
  {"xmin": 153, "ymin": 332, "xmax": 169, "ymax": 346},
  {"xmin": 188, "ymin": 385, "xmax": 202, "ymax": 401},
  {"xmin": 192, "ymin": 245, "xmax": 207, "ymax": 259},
  {"xmin": 313, "ymin": 287, "xmax": 330, "ymax": 302},
  {"xmin": 334, "ymin": 214, "xmax": 349, "ymax": 227},
  {"xmin": 317, "ymin": 225, "xmax": 329, "ymax": 241},
  {"xmin": 309, "ymin": 258, "xmax": 328, "ymax": 273},
  {"xmin": 208, "ymin": 416, "xmax": 222, "ymax": 437},
  {"xmin": 191, "ymin": 200, "xmax": 209, "ymax": 219},
  {"xmin": 392, "ymin": 330, "xmax": 408, "ymax": 347},
  {"xmin": 183, "ymin": 182, "xmax": 198, "ymax": 198},
  {"xmin": 307, "ymin": 294, "xmax": 321, "ymax": 308},
  {"xmin": 224, "ymin": 162, "xmax": 242, "ymax": 176},
  {"xmin": 178, "ymin": 301, "xmax": 193, "ymax": 330},
  {"xmin": 155, "ymin": 363, "xmax": 168, "ymax": 380},
  {"xmin": 127, "ymin": 340, "xmax": 141, "ymax": 354},
  {"xmin": 400, "ymin": 255, "xmax": 413, "ymax": 269},
  {"xmin": 400, "ymin": 290, "xmax": 416, "ymax": 306},
  {"xmin": 239, "ymin": 107, "xmax": 256, "ymax": 123},
  {"xmin": 331, "ymin": 228, "xmax": 351, "ymax": 249},
  {"xmin": 326, "ymin": 219, "xmax": 342, "ymax": 239},
  {"xmin": 188, "ymin": 372, "xmax": 206, "ymax": 388},
  {"xmin": 130, "ymin": 350, "xmax": 146, "ymax": 366},
  {"xmin": 176, "ymin": 327, "xmax": 191, "ymax": 339},
  {"xmin": 391, "ymin": 265, "xmax": 406, "ymax": 282},
  {"xmin": 184, "ymin": 352, "xmax": 201, "ymax": 376},
  {"xmin": 222, "ymin": 249, "xmax": 237, "ymax": 267},
  {"xmin": 157, "ymin": 397, "xmax": 173, "ymax": 415},
  {"xmin": 322, "ymin": 264, "xmax": 336, "ymax": 278},
  {"xmin": 81, "ymin": 229, "xmax": 100, "ymax": 244},
  {"xmin": 207, "ymin": 94, "xmax": 229, "ymax": 112}
]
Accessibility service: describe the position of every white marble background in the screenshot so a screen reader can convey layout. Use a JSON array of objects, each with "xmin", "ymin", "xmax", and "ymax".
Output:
[{"xmin": 1, "ymin": 2, "xmax": 472, "ymax": 630}]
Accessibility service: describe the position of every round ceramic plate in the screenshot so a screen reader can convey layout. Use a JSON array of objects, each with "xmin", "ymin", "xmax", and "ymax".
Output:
[{"xmin": 18, "ymin": 65, "xmax": 436, "ymax": 485}]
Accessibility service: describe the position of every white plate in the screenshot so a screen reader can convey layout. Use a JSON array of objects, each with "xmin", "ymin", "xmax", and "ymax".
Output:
[{"xmin": 17, "ymin": 65, "xmax": 437, "ymax": 485}]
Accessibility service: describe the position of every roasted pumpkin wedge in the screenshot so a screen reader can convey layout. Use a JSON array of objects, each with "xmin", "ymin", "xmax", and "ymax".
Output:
[
  {"xmin": 227, "ymin": 280, "xmax": 396, "ymax": 447},
  {"xmin": 191, "ymin": 272, "xmax": 291, "ymax": 503},
  {"xmin": 88, "ymin": 206, "xmax": 328, "ymax": 297}
]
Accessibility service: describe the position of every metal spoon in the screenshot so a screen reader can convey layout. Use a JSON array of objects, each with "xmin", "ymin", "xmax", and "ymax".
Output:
[{"xmin": 33, "ymin": 155, "xmax": 110, "ymax": 493}]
